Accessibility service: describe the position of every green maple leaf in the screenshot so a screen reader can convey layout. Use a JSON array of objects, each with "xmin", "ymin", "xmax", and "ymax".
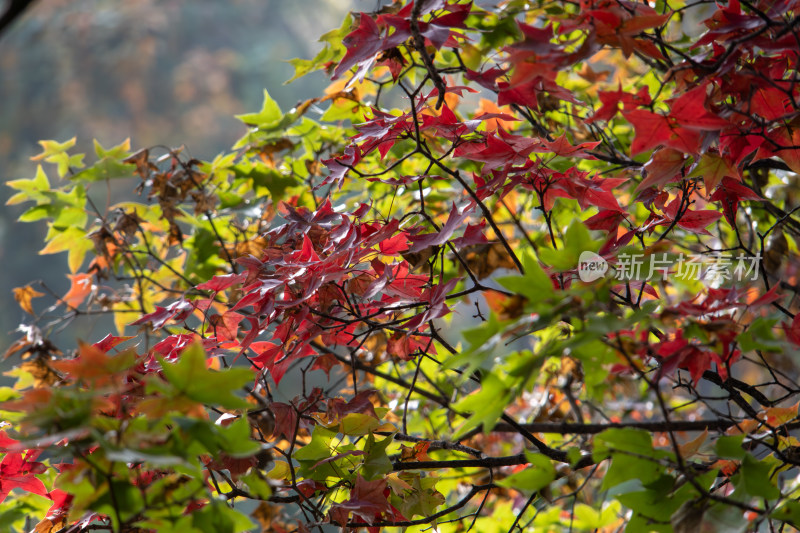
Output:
[
  {"xmin": 156, "ymin": 342, "xmax": 252, "ymax": 409},
  {"xmin": 235, "ymin": 89, "xmax": 282, "ymax": 127},
  {"xmin": 396, "ymin": 476, "xmax": 445, "ymax": 519}
]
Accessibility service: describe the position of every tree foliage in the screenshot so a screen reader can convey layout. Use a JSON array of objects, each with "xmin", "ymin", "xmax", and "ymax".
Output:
[{"xmin": 4, "ymin": 0, "xmax": 800, "ymax": 531}]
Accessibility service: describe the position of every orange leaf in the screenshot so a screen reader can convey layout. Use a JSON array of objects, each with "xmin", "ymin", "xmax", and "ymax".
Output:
[
  {"xmin": 764, "ymin": 402, "xmax": 799, "ymax": 426},
  {"xmin": 62, "ymin": 273, "xmax": 93, "ymax": 309},
  {"xmin": 727, "ymin": 418, "xmax": 760, "ymax": 435},
  {"xmin": 475, "ymin": 98, "xmax": 515, "ymax": 131},
  {"xmin": 712, "ymin": 459, "xmax": 740, "ymax": 477},
  {"xmin": 2, "ymin": 388, "xmax": 54, "ymax": 413},
  {"xmin": 49, "ymin": 342, "xmax": 115, "ymax": 383},
  {"xmin": 13, "ymin": 285, "xmax": 45, "ymax": 315}
]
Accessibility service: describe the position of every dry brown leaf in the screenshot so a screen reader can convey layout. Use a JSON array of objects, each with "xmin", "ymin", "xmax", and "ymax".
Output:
[
  {"xmin": 677, "ymin": 428, "xmax": 708, "ymax": 458},
  {"xmin": 32, "ymin": 517, "xmax": 66, "ymax": 533},
  {"xmin": 463, "ymin": 242, "xmax": 517, "ymax": 279},
  {"xmin": 123, "ymin": 148, "xmax": 156, "ymax": 179},
  {"xmin": 3, "ymin": 338, "xmax": 31, "ymax": 360},
  {"xmin": 21, "ymin": 358, "xmax": 63, "ymax": 388},
  {"xmin": 251, "ymin": 501, "xmax": 278, "ymax": 531},
  {"xmin": 225, "ymin": 236, "xmax": 268, "ymax": 259}
]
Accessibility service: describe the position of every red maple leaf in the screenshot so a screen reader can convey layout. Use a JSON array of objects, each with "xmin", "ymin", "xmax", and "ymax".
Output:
[
  {"xmin": 660, "ymin": 198, "xmax": 723, "ymax": 235},
  {"xmin": 749, "ymin": 285, "xmax": 783, "ymax": 308},
  {"xmin": 749, "ymin": 86, "xmax": 792, "ymax": 121},
  {"xmin": 637, "ymin": 148, "xmax": 686, "ymax": 192},
  {"xmin": 532, "ymin": 133, "xmax": 601, "ymax": 158},
  {"xmin": 387, "ymin": 332, "xmax": 429, "ymax": 360},
  {"xmin": 668, "ymin": 84, "xmax": 730, "ymax": 130},
  {"xmin": 408, "ymin": 202, "xmax": 476, "ymax": 252},
  {"xmin": 451, "ymin": 221, "xmax": 488, "ymax": 248},
  {"xmin": 131, "ymin": 299, "xmax": 194, "ymax": 329},
  {"xmin": 196, "ymin": 272, "xmax": 248, "ymax": 292},
  {"xmin": 322, "ymin": 145, "xmax": 362, "ymax": 188},
  {"xmin": 624, "ymin": 109, "xmax": 702, "ymax": 155},
  {"xmin": 92, "ymin": 334, "xmax": 136, "ymax": 353},
  {"xmin": 454, "ymin": 133, "xmax": 534, "ymax": 171},
  {"xmin": 753, "ymin": 124, "xmax": 800, "ymax": 174},
  {"xmin": 208, "ymin": 311, "xmax": 244, "ymax": 343},
  {"xmin": 708, "ymin": 176, "xmax": 762, "ymax": 226},
  {"xmin": 585, "ymin": 209, "xmax": 626, "ymax": 233},
  {"xmin": 497, "ymin": 76, "xmax": 576, "ymax": 111},
  {"xmin": 656, "ymin": 331, "xmax": 723, "ymax": 384},
  {"xmin": 549, "ymin": 169, "xmax": 627, "ymax": 212},
  {"xmin": 327, "ymin": 390, "xmax": 379, "ymax": 420},
  {"xmin": 0, "ymin": 451, "xmax": 48, "ymax": 503},
  {"xmin": 624, "ymin": 109, "xmax": 673, "ymax": 155},
  {"xmin": 333, "ymin": 13, "xmax": 385, "ymax": 80},
  {"xmin": 267, "ymin": 400, "xmax": 298, "ymax": 440},
  {"xmin": 464, "ymin": 66, "xmax": 506, "ymax": 90},
  {"xmin": 379, "ymin": 232, "xmax": 409, "ymax": 255},
  {"xmin": 783, "ymin": 314, "xmax": 800, "ymax": 347},
  {"xmin": 380, "ymin": 2, "xmax": 470, "ymax": 49},
  {"xmin": 329, "ymin": 475, "xmax": 392, "ymax": 525},
  {"xmin": 587, "ymin": 85, "xmax": 652, "ymax": 124}
]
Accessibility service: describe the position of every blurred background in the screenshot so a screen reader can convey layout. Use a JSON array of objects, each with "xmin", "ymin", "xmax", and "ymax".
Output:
[{"xmin": 0, "ymin": 0, "xmax": 367, "ymax": 353}]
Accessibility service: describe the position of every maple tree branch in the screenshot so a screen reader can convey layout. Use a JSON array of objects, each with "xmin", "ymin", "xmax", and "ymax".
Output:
[
  {"xmin": 392, "ymin": 453, "xmax": 528, "ymax": 470},
  {"xmin": 485, "ymin": 418, "xmax": 782, "ymax": 435},
  {"xmin": 718, "ymin": 370, "xmax": 785, "ymax": 406},
  {"xmin": 313, "ymin": 342, "xmax": 456, "ymax": 409},
  {"xmin": 654, "ymin": 180, "xmax": 692, "ymax": 242},
  {"xmin": 399, "ymin": 71, "xmax": 525, "ymax": 278},
  {"xmin": 747, "ymin": 168, "xmax": 800, "ymax": 235},
  {"xmin": 499, "ymin": 413, "xmax": 594, "ymax": 468},
  {"xmin": 586, "ymin": 150, "xmax": 639, "ymax": 168},
  {"xmin": 700, "ymin": 371, "xmax": 773, "ymax": 415},
  {"xmin": 501, "ymin": 197, "xmax": 538, "ymax": 251},
  {"xmin": 433, "ymin": 165, "xmax": 525, "ymax": 274},
  {"xmin": 0, "ymin": 0, "xmax": 36, "ymax": 40},
  {"xmin": 376, "ymin": 431, "xmax": 482, "ymax": 457},
  {"xmin": 204, "ymin": 210, "xmax": 238, "ymax": 274},
  {"xmin": 608, "ymin": 333, "xmax": 772, "ymax": 517},
  {"xmin": 510, "ymin": 103, "xmax": 552, "ymax": 140},
  {"xmin": 409, "ymin": 0, "xmax": 446, "ymax": 110}
]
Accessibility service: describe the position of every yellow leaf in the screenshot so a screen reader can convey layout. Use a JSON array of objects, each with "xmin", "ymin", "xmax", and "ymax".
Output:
[
  {"xmin": 39, "ymin": 226, "xmax": 86, "ymax": 256},
  {"xmin": 30, "ymin": 137, "xmax": 76, "ymax": 161},
  {"xmin": 267, "ymin": 460, "xmax": 291, "ymax": 480},
  {"xmin": 94, "ymin": 137, "xmax": 131, "ymax": 159},
  {"xmin": 12, "ymin": 285, "xmax": 45, "ymax": 314},
  {"xmin": 386, "ymin": 472, "xmax": 413, "ymax": 492},
  {"xmin": 114, "ymin": 309, "xmax": 140, "ymax": 336},
  {"xmin": 68, "ymin": 238, "xmax": 94, "ymax": 273},
  {"xmin": 329, "ymin": 412, "xmax": 382, "ymax": 436}
]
